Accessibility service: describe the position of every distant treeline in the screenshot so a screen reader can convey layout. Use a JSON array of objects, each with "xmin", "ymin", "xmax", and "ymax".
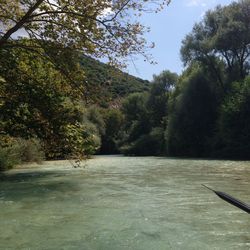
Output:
[
  {"xmin": 114, "ymin": 69, "xmax": 250, "ymax": 159},
  {"xmin": 100, "ymin": 0, "xmax": 250, "ymax": 159},
  {"xmin": 0, "ymin": 0, "xmax": 250, "ymax": 170}
]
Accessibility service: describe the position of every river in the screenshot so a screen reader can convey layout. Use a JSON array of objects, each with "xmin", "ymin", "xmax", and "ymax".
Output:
[{"xmin": 0, "ymin": 156, "xmax": 249, "ymax": 249}]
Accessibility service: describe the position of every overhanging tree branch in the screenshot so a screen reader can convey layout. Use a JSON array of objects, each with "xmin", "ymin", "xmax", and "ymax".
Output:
[{"xmin": 0, "ymin": 0, "xmax": 45, "ymax": 48}]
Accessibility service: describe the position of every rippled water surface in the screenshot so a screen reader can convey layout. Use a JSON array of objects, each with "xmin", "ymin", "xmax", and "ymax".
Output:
[{"xmin": 0, "ymin": 156, "xmax": 249, "ymax": 249}]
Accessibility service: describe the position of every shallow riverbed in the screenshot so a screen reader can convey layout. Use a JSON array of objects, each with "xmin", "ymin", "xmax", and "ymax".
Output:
[{"xmin": 0, "ymin": 156, "xmax": 249, "ymax": 249}]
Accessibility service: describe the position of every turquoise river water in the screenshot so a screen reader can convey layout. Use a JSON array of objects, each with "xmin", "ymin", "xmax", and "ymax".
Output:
[{"xmin": 0, "ymin": 156, "xmax": 249, "ymax": 249}]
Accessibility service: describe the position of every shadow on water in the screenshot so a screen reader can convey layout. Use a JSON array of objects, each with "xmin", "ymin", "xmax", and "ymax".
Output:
[
  {"xmin": 0, "ymin": 170, "xmax": 68, "ymax": 182},
  {"xmin": 154, "ymin": 156, "xmax": 250, "ymax": 162},
  {"xmin": 0, "ymin": 170, "xmax": 82, "ymax": 202}
]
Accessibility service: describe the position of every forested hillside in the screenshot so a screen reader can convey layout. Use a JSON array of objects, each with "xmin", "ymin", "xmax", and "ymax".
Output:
[{"xmin": 80, "ymin": 56, "xmax": 150, "ymax": 107}]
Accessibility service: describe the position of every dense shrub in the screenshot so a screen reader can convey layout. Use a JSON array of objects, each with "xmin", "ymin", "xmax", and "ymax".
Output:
[
  {"xmin": 0, "ymin": 136, "xmax": 45, "ymax": 171},
  {"xmin": 121, "ymin": 128, "xmax": 165, "ymax": 156},
  {"xmin": 17, "ymin": 138, "xmax": 45, "ymax": 163},
  {"xmin": 0, "ymin": 146, "xmax": 21, "ymax": 171}
]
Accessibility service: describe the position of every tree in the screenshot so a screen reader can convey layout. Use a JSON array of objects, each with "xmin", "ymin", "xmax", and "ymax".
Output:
[
  {"xmin": 100, "ymin": 109, "xmax": 124, "ymax": 154},
  {"xmin": 0, "ymin": 0, "xmax": 170, "ymax": 65},
  {"xmin": 166, "ymin": 65, "xmax": 219, "ymax": 157},
  {"xmin": 0, "ymin": 45, "xmax": 101, "ymax": 159},
  {"xmin": 181, "ymin": 0, "xmax": 250, "ymax": 90},
  {"xmin": 118, "ymin": 70, "xmax": 178, "ymax": 156},
  {"xmin": 215, "ymin": 77, "xmax": 250, "ymax": 159},
  {"xmin": 147, "ymin": 70, "xmax": 178, "ymax": 126},
  {"xmin": 120, "ymin": 92, "xmax": 151, "ymax": 153}
]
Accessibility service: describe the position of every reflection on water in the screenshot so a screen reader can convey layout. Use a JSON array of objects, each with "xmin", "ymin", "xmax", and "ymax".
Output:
[{"xmin": 0, "ymin": 156, "xmax": 249, "ymax": 249}]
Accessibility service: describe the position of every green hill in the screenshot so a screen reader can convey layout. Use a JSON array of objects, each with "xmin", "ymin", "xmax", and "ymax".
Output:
[{"xmin": 80, "ymin": 56, "xmax": 150, "ymax": 107}]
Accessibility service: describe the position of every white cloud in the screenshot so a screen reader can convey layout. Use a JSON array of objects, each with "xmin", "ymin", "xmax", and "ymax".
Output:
[
  {"xmin": 100, "ymin": 7, "xmax": 114, "ymax": 18},
  {"xmin": 185, "ymin": 0, "xmax": 216, "ymax": 7}
]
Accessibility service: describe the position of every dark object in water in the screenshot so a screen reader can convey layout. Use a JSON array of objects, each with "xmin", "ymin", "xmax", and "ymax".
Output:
[{"xmin": 202, "ymin": 184, "xmax": 250, "ymax": 214}]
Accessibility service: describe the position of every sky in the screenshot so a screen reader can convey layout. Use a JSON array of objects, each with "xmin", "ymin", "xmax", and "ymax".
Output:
[{"xmin": 126, "ymin": 0, "xmax": 235, "ymax": 81}]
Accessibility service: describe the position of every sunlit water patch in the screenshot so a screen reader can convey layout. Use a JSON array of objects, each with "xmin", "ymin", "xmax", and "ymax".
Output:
[{"xmin": 0, "ymin": 156, "xmax": 249, "ymax": 249}]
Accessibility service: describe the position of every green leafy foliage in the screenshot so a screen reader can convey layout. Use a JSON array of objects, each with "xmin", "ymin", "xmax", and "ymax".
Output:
[
  {"xmin": 100, "ymin": 109, "xmax": 124, "ymax": 154},
  {"xmin": 0, "ymin": 43, "xmax": 102, "ymax": 161},
  {"xmin": 122, "ymin": 93, "xmax": 150, "ymax": 143},
  {"xmin": 166, "ymin": 65, "xmax": 218, "ymax": 157},
  {"xmin": 148, "ymin": 70, "xmax": 178, "ymax": 127},
  {"xmin": 82, "ymin": 1, "xmax": 250, "ymax": 159},
  {"xmin": 85, "ymin": 106, "xmax": 106, "ymax": 136},
  {"xmin": 1, "ymin": 1, "xmax": 250, "ymax": 162},
  {"xmin": 0, "ymin": 38, "xmax": 150, "ymax": 162},
  {"xmin": 181, "ymin": 0, "xmax": 250, "ymax": 90},
  {"xmin": 119, "ymin": 71, "xmax": 177, "ymax": 156},
  {"xmin": 0, "ymin": 0, "xmax": 170, "ymax": 68},
  {"xmin": 0, "ymin": 136, "xmax": 45, "ymax": 171},
  {"xmin": 80, "ymin": 56, "xmax": 150, "ymax": 106},
  {"xmin": 214, "ymin": 77, "xmax": 250, "ymax": 159},
  {"xmin": 17, "ymin": 138, "xmax": 45, "ymax": 163},
  {"xmin": 0, "ymin": 146, "xmax": 21, "ymax": 171},
  {"xmin": 62, "ymin": 122, "xmax": 101, "ymax": 158}
]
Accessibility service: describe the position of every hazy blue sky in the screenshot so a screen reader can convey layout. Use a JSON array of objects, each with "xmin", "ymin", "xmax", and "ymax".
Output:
[{"xmin": 126, "ymin": 0, "xmax": 235, "ymax": 81}]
